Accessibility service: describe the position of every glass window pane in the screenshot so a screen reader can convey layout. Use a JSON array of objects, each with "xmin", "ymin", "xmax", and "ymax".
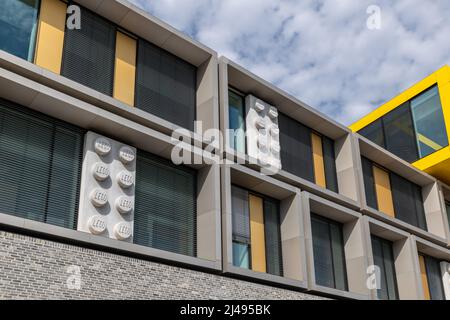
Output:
[
  {"xmin": 228, "ymin": 91, "xmax": 246, "ymax": 153},
  {"xmin": 411, "ymin": 86, "xmax": 448, "ymax": 158},
  {"xmin": 0, "ymin": 0, "xmax": 39, "ymax": 61},
  {"xmin": 382, "ymin": 102, "xmax": 419, "ymax": 162},
  {"xmin": 371, "ymin": 236, "xmax": 398, "ymax": 300},
  {"xmin": 232, "ymin": 242, "xmax": 250, "ymax": 269},
  {"xmin": 231, "ymin": 185, "xmax": 250, "ymax": 242},
  {"xmin": 424, "ymin": 256, "xmax": 445, "ymax": 300},
  {"xmin": 446, "ymin": 203, "xmax": 450, "ymax": 231},
  {"xmin": 329, "ymin": 223, "xmax": 348, "ymax": 291},
  {"xmin": 263, "ymin": 198, "xmax": 283, "ymax": 277},
  {"xmin": 361, "ymin": 157, "xmax": 378, "ymax": 209},
  {"xmin": 134, "ymin": 152, "xmax": 197, "ymax": 256},
  {"xmin": 359, "ymin": 118, "xmax": 385, "ymax": 148},
  {"xmin": 311, "ymin": 215, "xmax": 334, "ymax": 288},
  {"xmin": 322, "ymin": 136, "xmax": 339, "ymax": 193},
  {"xmin": 279, "ymin": 112, "xmax": 314, "ymax": 182}
]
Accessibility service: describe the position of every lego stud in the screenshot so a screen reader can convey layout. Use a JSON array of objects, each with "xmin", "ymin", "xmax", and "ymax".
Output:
[
  {"xmin": 90, "ymin": 188, "xmax": 108, "ymax": 207},
  {"xmin": 114, "ymin": 222, "xmax": 132, "ymax": 240},
  {"xmin": 270, "ymin": 126, "xmax": 280, "ymax": 137},
  {"xmin": 87, "ymin": 215, "xmax": 107, "ymax": 235},
  {"xmin": 92, "ymin": 162, "xmax": 110, "ymax": 181},
  {"xmin": 255, "ymin": 102, "xmax": 265, "ymax": 112},
  {"xmin": 94, "ymin": 137, "xmax": 112, "ymax": 156},
  {"xmin": 268, "ymin": 107, "xmax": 278, "ymax": 119},
  {"xmin": 271, "ymin": 143, "xmax": 281, "ymax": 155},
  {"xmin": 117, "ymin": 170, "xmax": 134, "ymax": 188},
  {"xmin": 119, "ymin": 146, "xmax": 135, "ymax": 164},
  {"xmin": 255, "ymin": 118, "xmax": 266, "ymax": 129},
  {"xmin": 116, "ymin": 196, "xmax": 133, "ymax": 215}
]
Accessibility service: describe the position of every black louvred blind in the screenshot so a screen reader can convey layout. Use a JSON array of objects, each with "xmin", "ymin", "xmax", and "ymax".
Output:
[
  {"xmin": 134, "ymin": 151, "xmax": 197, "ymax": 257},
  {"xmin": 322, "ymin": 136, "xmax": 339, "ymax": 192},
  {"xmin": 279, "ymin": 112, "xmax": 314, "ymax": 182},
  {"xmin": 62, "ymin": 5, "xmax": 115, "ymax": 96},
  {"xmin": 311, "ymin": 214, "xmax": 347, "ymax": 291},
  {"xmin": 0, "ymin": 99, "xmax": 84, "ymax": 229},
  {"xmin": 390, "ymin": 172, "xmax": 427, "ymax": 230},
  {"xmin": 263, "ymin": 198, "xmax": 283, "ymax": 276},
  {"xmin": 371, "ymin": 235, "xmax": 398, "ymax": 300},
  {"xmin": 424, "ymin": 256, "xmax": 445, "ymax": 300},
  {"xmin": 361, "ymin": 157, "xmax": 378, "ymax": 209},
  {"xmin": 231, "ymin": 185, "xmax": 250, "ymax": 243},
  {"xmin": 136, "ymin": 39, "xmax": 196, "ymax": 131}
]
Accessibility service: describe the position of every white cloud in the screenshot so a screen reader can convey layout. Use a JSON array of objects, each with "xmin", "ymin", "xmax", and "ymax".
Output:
[{"xmin": 130, "ymin": 0, "xmax": 450, "ymax": 125}]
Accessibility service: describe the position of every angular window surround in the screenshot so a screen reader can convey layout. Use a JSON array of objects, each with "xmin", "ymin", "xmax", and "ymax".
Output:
[
  {"xmin": 222, "ymin": 164, "xmax": 307, "ymax": 289},
  {"xmin": 230, "ymin": 185, "xmax": 283, "ymax": 276},
  {"xmin": 0, "ymin": 0, "xmax": 40, "ymax": 62},
  {"xmin": 363, "ymin": 217, "xmax": 425, "ymax": 300},
  {"xmin": 302, "ymin": 192, "xmax": 370, "ymax": 299},
  {"xmin": 0, "ymin": 98, "xmax": 84, "ymax": 230},
  {"xmin": 412, "ymin": 235, "xmax": 450, "ymax": 300},
  {"xmin": 357, "ymin": 135, "xmax": 449, "ymax": 244},
  {"xmin": 0, "ymin": 72, "xmax": 222, "ymax": 271},
  {"xmin": 219, "ymin": 58, "xmax": 361, "ymax": 210},
  {"xmin": 437, "ymin": 183, "xmax": 450, "ymax": 247}
]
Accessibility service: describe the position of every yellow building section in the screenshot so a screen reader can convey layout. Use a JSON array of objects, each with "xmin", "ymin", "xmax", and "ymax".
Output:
[
  {"xmin": 113, "ymin": 31, "xmax": 137, "ymax": 106},
  {"xmin": 311, "ymin": 133, "xmax": 326, "ymax": 188},
  {"xmin": 350, "ymin": 65, "xmax": 450, "ymax": 185},
  {"xmin": 249, "ymin": 194, "xmax": 266, "ymax": 273},
  {"xmin": 418, "ymin": 255, "xmax": 431, "ymax": 300},
  {"xmin": 34, "ymin": 0, "xmax": 67, "ymax": 74},
  {"xmin": 372, "ymin": 166, "xmax": 395, "ymax": 218}
]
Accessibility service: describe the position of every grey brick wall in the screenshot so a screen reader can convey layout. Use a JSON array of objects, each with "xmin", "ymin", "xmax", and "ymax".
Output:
[{"xmin": 0, "ymin": 231, "xmax": 325, "ymax": 300}]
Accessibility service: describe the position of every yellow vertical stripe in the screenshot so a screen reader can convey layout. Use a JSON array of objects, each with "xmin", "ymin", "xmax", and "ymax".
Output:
[
  {"xmin": 34, "ymin": 0, "xmax": 67, "ymax": 74},
  {"xmin": 373, "ymin": 166, "xmax": 396, "ymax": 218},
  {"xmin": 249, "ymin": 194, "xmax": 266, "ymax": 273},
  {"xmin": 113, "ymin": 32, "xmax": 137, "ymax": 106},
  {"xmin": 419, "ymin": 255, "xmax": 431, "ymax": 300},
  {"xmin": 312, "ymin": 133, "xmax": 326, "ymax": 188}
]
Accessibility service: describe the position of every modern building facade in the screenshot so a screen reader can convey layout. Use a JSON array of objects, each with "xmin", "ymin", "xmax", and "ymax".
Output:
[{"xmin": 0, "ymin": 0, "xmax": 449, "ymax": 300}]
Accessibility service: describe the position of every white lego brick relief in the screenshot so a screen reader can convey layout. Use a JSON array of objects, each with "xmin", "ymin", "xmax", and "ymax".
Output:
[
  {"xmin": 77, "ymin": 132, "xmax": 136, "ymax": 242},
  {"xmin": 441, "ymin": 261, "xmax": 450, "ymax": 300},
  {"xmin": 245, "ymin": 95, "xmax": 281, "ymax": 173}
]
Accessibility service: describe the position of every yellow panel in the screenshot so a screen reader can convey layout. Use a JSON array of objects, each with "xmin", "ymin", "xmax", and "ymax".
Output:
[
  {"xmin": 249, "ymin": 194, "xmax": 266, "ymax": 273},
  {"xmin": 34, "ymin": 0, "xmax": 67, "ymax": 74},
  {"xmin": 311, "ymin": 133, "xmax": 326, "ymax": 188},
  {"xmin": 419, "ymin": 255, "xmax": 431, "ymax": 300},
  {"xmin": 373, "ymin": 166, "xmax": 395, "ymax": 218},
  {"xmin": 113, "ymin": 32, "xmax": 137, "ymax": 106}
]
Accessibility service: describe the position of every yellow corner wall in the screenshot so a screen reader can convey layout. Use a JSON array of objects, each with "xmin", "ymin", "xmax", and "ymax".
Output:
[
  {"xmin": 311, "ymin": 133, "xmax": 326, "ymax": 188},
  {"xmin": 34, "ymin": 0, "xmax": 67, "ymax": 74},
  {"xmin": 249, "ymin": 194, "xmax": 266, "ymax": 273},
  {"xmin": 113, "ymin": 32, "xmax": 137, "ymax": 106}
]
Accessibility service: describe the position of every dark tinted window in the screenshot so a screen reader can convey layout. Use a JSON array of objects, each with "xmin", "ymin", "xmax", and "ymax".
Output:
[
  {"xmin": 323, "ymin": 136, "xmax": 339, "ymax": 193},
  {"xmin": 279, "ymin": 112, "xmax": 314, "ymax": 182},
  {"xmin": 136, "ymin": 39, "xmax": 197, "ymax": 131},
  {"xmin": 311, "ymin": 214, "xmax": 348, "ymax": 291},
  {"xmin": 371, "ymin": 236, "xmax": 398, "ymax": 300},
  {"xmin": 361, "ymin": 157, "xmax": 378, "ymax": 209},
  {"xmin": 62, "ymin": 6, "xmax": 116, "ymax": 96},
  {"xmin": 390, "ymin": 173, "xmax": 427, "ymax": 230},
  {"xmin": 264, "ymin": 198, "xmax": 283, "ymax": 276},
  {"xmin": 359, "ymin": 118, "xmax": 385, "ymax": 148},
  {"xmin": 382, "ymin": 103, "xmax": 419, "ymax": 162},
  {"xmin": 0, "ymin": 99, "xmax": 84, "ymax": 229},
  {"xmin": 134, "ymin": 152, "xmax": 197, "ymax": 256},
  {"xmin": 424, "ymin": 255, "xmax": 445, "ymax": 300}
]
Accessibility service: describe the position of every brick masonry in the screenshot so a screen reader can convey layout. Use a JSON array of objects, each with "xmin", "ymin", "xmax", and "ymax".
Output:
[{"xmin": 0, "ymin": 231, "xmax": 326, "ymax": 300}]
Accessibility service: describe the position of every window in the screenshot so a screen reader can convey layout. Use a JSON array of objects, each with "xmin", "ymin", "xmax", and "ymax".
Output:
[
  {"xmin": 0, "ymin": 99, "xmax": 84, "ymax": 229},
  {"xmin": 411, "ymin": 86, "xmax": 448, "ymax": 158},
  {"xmin": 419, "ymin": 255, "xmax": 445, "ymax": 300},
  {"xmin": 446, "ymin": 202, "xmax": 450, "ymax": 231},
  {"xmin": 311, "ymin": 214, "xmax": 348, "ymax": 291},
  {"xmin": 231, "ymin": 185, "xmax": 283, "ymax": 276},
  {"xmin": 390, "ymin": 172, "xmax": 427, "ymax": 230},
  {"xmin": 322, "ymin": 136, "xmax": 339, "ymax": 192},
  {"xmin": 362, "ymin": 157, "xmax": 427, "ymax": 231},
  {"xmin": 371, "ymin": 236, "xmax": 399, "ymax": 300},
  {"xmin": 134, "ymin": 151, "xmax": 197, "ymax": 256},
  {"xmin": 62, "ymin": 6, "xmax": 116, "ymax": 96},
  {"xmin": 228, "ymin": 90, "xmax": 246, "ymax": 153},
  {"xmin": 359, "ymin": 118, "xmax": 385, "ymax": 148},
  {"xmin": 0, "ymin": 0, "xmax": 39, "ymax": 61},
  {"xmin": 135, "ymin": 39, "xmax": 197, "ymax": 131},
  {"xmin": 382, "ymin": 103, "xmax": 418, "ymax": 162}
]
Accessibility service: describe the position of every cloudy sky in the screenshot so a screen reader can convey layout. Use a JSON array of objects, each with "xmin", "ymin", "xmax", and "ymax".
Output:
[{"xmin": 129, "ymin": 0, "xmax": 450, "ymax": 125}]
